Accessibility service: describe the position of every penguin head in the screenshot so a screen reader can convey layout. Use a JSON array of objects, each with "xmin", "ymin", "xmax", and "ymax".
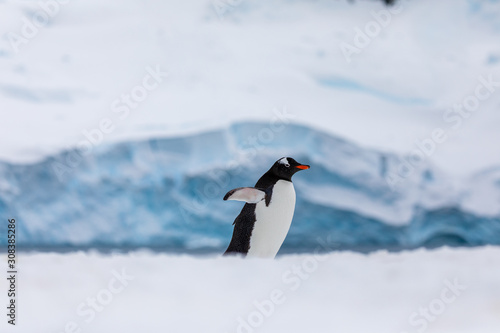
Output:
[{"xmin": 270, "ymin": 157, "xmax": 310, "ymax": 181}]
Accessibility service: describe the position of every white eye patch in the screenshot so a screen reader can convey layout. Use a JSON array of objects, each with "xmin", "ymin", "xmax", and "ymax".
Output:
[{"xmin": 279, "ymin": 157, "xmax": 290, "ymax": 167}]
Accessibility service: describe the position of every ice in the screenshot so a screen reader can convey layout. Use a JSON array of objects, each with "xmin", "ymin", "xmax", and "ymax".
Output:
[{"xmin": 0, "ymin": 123, "xmax": 498, "ymax": 252}]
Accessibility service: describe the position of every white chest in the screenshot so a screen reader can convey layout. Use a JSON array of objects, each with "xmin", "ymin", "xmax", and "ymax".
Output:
[{"xmin": 247, "ymin": 180, "xmax": 296, "ymax": 258}]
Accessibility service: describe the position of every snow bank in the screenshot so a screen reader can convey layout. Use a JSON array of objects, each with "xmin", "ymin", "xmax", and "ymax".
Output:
[{"xmin": 2, "ymin": 246, "xmax": 500, "ymax": 333}]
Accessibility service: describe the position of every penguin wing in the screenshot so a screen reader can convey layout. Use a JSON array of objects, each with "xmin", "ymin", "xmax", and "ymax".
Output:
[{"xmin": 223, "ymin": 187, "xmax": 268, "ymax": 204}]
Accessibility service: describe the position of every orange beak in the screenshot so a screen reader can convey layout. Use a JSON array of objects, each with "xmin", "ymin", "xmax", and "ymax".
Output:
[{"xmin": 295, "ymin": 164, "xmax": 310, "ymax": 170}]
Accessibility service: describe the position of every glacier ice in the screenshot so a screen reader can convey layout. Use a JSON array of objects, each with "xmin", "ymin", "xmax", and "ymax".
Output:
[{"xmin": 0, "ymin": 122, "xmax": 499, "ymax": 253}]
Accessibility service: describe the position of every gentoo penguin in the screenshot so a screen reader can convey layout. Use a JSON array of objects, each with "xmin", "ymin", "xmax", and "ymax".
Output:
[{"xmin": 223, "ymin": 157, "xmax": 310, "ymax": 258}]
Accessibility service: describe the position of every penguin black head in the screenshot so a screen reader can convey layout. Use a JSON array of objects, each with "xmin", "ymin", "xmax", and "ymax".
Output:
[{"xmin": 269, "ymin": 157, "xmax": 310, "ymax": 181}]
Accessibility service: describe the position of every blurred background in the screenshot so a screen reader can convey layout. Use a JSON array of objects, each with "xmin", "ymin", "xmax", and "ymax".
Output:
[
  {"xmin": 1, "ymin": 0, "xmax": 500, "ymax": 332},
  {"xmin": 0, "ymin": 0, "xmax": 499, "ymax": 254}
]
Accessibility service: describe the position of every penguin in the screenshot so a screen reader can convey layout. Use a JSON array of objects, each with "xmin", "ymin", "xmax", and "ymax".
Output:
[{"xmin": 223, "ymin": 157, "xmax": 310, "ymax": 258}]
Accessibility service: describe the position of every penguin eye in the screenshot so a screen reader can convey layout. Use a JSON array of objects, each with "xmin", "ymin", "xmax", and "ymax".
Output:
[{"xmin": 285, "ymin": 163, "xmax": 290, "ymax": 168}]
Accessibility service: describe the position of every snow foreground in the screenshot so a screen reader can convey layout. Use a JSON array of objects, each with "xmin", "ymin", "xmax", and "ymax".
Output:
[
  {"xmin": 2, "ymin": 246, "xmax": 500, "ymax": 333},
  {"xmin": 1, "ymin": 122, "xmax": 499, "ymax": 252}
]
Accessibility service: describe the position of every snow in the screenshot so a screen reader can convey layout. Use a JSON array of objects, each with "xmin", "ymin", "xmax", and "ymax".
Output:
[
  {"xmin": 0, "ymin": 0, "xmax": 499, "ymax": 249},
  {"xmin": 2, "ymin": 246, "xmax": 500, "ymax": 333},
  {"xmin": 0, "ymin": 3, "xmax": 499, "ymax": 329},
  {"xmin": 0, "ymin": 0, "xmax": 499, "ymax": 178}
]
